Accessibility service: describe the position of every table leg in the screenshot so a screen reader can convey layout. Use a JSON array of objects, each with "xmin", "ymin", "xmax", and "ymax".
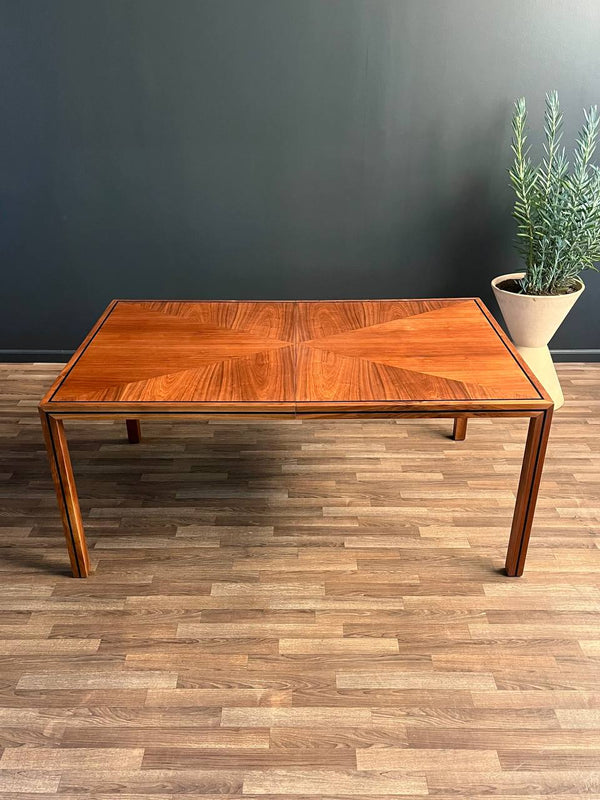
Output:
[
  {"xmin": 126, "ymin": 419, "xmax": 142, "ymax": 443},
  {"xmin": 39, "ymin": 411, "xmax": 90, "ymax": 578},
  {"xmin": 452, "ymin": 417, "xmax": 468, "ymax": 440},
  {"xmin": 505, "ymin": 408, "xmax": 553, "ymax": 577}
]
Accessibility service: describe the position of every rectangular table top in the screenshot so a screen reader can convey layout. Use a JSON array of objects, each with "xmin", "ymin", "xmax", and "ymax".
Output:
[{"xmin": 41, "ymin": 299, "xmax": 550, "ymax": 413}]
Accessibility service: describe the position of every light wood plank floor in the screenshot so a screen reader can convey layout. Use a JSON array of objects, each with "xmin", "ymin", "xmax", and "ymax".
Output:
[{"xmin": 0, "ymin": 362, "xmax": 599, "ymax": 799}]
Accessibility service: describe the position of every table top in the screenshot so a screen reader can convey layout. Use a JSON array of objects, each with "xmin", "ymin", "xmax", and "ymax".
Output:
[{"xmin": 41, "ymin": 299, "xmax": 550, "ymax": 413}]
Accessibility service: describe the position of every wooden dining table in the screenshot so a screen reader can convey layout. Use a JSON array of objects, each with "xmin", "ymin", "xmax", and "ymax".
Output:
[{"xmin": 39, "ymin": 299, "xmax": 553, "ymax": 578}]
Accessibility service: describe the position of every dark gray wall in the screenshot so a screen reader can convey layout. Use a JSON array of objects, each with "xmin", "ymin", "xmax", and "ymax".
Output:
[{"xmin": 2, "ymin": 0, "xmax": 599, "ymax": 357}]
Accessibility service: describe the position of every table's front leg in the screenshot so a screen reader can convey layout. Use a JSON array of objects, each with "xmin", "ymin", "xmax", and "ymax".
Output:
[
  {"xmin": 39, "ymin": 411, "xmax": 90, "ymax": 578},
  {"xmin": 505, "ymin": 408, "xmax": 553, "ymax": 577}
]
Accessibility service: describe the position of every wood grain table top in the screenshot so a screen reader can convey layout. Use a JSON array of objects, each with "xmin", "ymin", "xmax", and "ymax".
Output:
[{"xmin": 41, "ymin": 299, "xmax": 550, "ymax": 413}]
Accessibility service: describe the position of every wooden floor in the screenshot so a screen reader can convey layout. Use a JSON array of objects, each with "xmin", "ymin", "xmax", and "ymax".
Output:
[{"xmin": 1, "ymin": 362, "xmax": 599, "ymax": 798}]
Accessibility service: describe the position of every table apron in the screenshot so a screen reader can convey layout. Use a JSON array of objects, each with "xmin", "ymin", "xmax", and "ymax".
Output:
[{"xmin": 44, "ymin": 409, "xmax": 547, "ymax": 422}]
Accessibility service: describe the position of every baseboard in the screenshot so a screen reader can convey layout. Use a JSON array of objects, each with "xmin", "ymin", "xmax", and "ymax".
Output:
[
  {"xmin": 1, "ymin": 348, "xmax": 599, "ymax": 363},
  {"xmin": 550, "ymin": 349, "xmax": 600, "ymax": 362},
  {"xmin": 0, "ymin": 350, "xmax": 73, "ymax": 363}
]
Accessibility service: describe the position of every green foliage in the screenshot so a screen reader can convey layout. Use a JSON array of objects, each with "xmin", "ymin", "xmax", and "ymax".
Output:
[{"xmin": 509, "ymin": 91, "xmax": 600, "ymax": 295}]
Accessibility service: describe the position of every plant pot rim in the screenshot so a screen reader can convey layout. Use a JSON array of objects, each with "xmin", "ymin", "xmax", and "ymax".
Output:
[{"xmin": 491, "ymin": 272, "xmax": 585, "ymax": 299}]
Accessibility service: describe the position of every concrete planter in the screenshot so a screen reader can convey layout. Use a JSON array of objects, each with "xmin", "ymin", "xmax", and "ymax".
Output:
[{"xmin": 491, "ymin": 272, "xmax": 585, "ymax": 409}]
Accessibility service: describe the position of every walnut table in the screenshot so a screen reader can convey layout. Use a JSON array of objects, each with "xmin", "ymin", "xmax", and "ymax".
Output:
[{"xmin": 39, "ymin": 299, "xmax": 553, "ymax": 578}]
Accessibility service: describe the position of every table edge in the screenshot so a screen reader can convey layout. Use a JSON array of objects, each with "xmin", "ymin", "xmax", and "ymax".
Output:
[
  {"xmin": 40, "ymin": 299, "xmax": 119, "ymax": 407},
  {"xmin": 40, "ymin": 399, "xmax": 553, "ymax": 416}
]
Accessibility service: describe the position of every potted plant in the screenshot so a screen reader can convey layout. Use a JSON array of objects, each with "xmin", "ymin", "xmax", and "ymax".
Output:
[{"xmin": 492, "ymin": 91, "xmax": 600, "ymax": 408}]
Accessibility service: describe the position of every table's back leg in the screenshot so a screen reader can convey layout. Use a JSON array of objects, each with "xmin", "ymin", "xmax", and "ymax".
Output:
[
  {"xmin": 452, "ymin": 417, "xmax": 468, "ymax": 440},
  {"xmin": 39, "ymin": 411, "xmax": 90, "ymax": 578},
  {"xmin": 505, "ymin": 408, "xmax": 553, "ymax": 577},
  {"xmin": 126, "ymin": 419, "xmax": 142, "ymax": 443}
]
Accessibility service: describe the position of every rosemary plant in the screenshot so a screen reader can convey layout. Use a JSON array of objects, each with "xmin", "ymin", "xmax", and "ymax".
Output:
[{"xmin": 509, "ymin": 91, "xmax": 600, "ymax": 295}]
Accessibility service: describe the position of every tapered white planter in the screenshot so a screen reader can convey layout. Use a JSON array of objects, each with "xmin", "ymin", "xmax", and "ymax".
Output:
[{"xmin": 491, "ymin": 272, "xmax": 584, "ymax": 409}]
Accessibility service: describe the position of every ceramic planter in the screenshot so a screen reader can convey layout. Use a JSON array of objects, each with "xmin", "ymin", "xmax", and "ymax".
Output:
[{"xmin": 491, "ymin": 272, "xmax": 585, "ymax": 409}]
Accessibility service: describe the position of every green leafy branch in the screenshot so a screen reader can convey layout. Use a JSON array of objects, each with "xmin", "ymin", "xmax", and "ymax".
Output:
[{"xmin": 509, "ymin": 92, "xmax": 600, "ymax": 295}]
